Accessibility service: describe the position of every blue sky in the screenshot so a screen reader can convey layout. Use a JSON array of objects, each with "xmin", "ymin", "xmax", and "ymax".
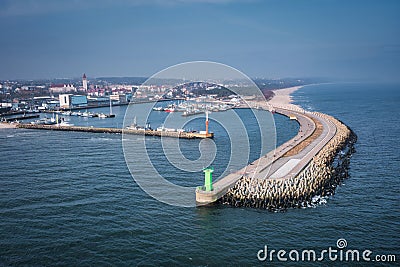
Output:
[{"xmin": 0, "ymin": 0, "xmax": 399, "ymax": 81}]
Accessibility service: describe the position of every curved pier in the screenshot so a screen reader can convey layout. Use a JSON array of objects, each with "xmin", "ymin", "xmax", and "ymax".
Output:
[{"xmin": 196, "ymin": 104, "xmax": 357, "ymax": 210}]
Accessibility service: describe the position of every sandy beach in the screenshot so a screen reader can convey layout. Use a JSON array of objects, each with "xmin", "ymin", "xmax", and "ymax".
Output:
[
  {"xmin": 237, "ymin": 85, "xmax": 304, "ymax": 110},
  {"xmin": 267, "ymin": 86, "xmax": 304, "ymax": 107}
]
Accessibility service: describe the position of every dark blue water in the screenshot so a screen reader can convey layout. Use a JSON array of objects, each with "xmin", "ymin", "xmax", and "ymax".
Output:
[{"xmin": 0, "ymin": 84, "xmax": 398, "ymax": 266}]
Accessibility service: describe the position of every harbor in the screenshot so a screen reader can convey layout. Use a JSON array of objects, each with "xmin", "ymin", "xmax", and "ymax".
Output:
[
  {"xmin": 2, "ymin": 86, "xmax": 356, "ymax": 210},
  {"xmin": 16, "ymin": 108, "xmax": 215, "ymax": 139}
]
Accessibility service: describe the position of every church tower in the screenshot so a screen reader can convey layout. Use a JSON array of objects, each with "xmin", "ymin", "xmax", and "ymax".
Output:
[{"xmin": 82, "ymin": 73, "xmax": 88, "ymax": 91}]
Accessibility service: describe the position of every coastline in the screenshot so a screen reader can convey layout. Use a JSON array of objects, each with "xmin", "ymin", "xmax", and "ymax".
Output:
[
  {"xmin": 0, "ymin": 85, "xmax": 306, "ymax": 132},
  {"xmin": 219, "ymin": 83, "xmax": 358, "ymax": 210},
  {"xmin": 267, "ymin": 85, "xmax": 304, "ymax": 108}
]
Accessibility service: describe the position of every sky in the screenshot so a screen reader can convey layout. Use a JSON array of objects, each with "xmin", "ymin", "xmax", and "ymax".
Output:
[{"xmin": 0, "ymin": 0, "xmax": 399, "ymax": 82}]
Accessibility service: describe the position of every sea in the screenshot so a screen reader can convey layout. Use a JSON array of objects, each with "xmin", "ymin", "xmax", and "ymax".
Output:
[{"xmin": 0, "ymin": 83, "xmax": 398, "ymax": 266}]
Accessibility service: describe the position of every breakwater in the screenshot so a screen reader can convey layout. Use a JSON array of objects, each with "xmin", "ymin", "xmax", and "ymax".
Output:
[
  {"xmin": 219, "ymin": 112, "xmax": 357, "ymax": 211},
  {"xmin": 17, "ymin": 124, "xmax": 213, "ymax": 139}
]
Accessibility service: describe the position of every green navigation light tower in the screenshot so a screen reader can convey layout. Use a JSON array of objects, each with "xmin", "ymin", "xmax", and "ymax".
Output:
[{"xmin": 203, "ymin": 167, "xmax": 214, "ymax": 191}]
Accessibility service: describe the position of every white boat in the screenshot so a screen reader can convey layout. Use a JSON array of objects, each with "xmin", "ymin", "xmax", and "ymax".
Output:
[
  {"xmin": 152, "ymin": 107, "xmax": 164, "ymax": 111},
  {"xmin": 127, "ymin": 125, "xmax": 145, "ymax": 131},
  {"xmin": 156, "ymin": 125, "xmax": 181, "ymax": 132},
  {"xmin": 126, "ymin": 117, "xmax": 148, "ymax": 131},
  {"xmin": 57, "ymin": 121, "xmax": 74, "ymax": 127},
  {"xmin": 31, "ymin": 117, "xmax": 57, "ymax": 125},
  {"xmin": 82, "ymin": 111, "xmax": 95, "ymax": 117},
  {"xmin": 164, "ymin": 108, "xmax": 175, "ymax": 112},
  {"xmin": 182, "ymin": 109, "xmax": 203, "ymax": 116}
]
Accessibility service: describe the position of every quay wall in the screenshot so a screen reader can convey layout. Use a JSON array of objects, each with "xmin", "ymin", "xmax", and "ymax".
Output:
[
  {"xmin": 220, "ymin": 112, "xmax": 357, "ymax": 211},
  {"xmin": 16, "ymin": 124, "xmax": 210, "ymax": 139},
  {"xmin": 2, "ymin": 114, "xmax": 40, "ymax": 122}
]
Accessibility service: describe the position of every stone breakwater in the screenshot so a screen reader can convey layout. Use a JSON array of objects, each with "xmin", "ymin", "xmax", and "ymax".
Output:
[{"xmin": 219, "ymin": 112, "xmax": 357, "ymax": 211}]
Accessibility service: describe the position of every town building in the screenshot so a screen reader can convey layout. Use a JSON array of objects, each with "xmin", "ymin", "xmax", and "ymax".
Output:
[
  {"xmin": 59, "ymin": 94, "xmax": 87, "ymax": 109},
  {"xmin": 110, "ymin": 94, "xmax": 128, "ymax": 104},
  {"xmin": 49, "ymin": 84, "xmax": 76, "ymax": 94}
]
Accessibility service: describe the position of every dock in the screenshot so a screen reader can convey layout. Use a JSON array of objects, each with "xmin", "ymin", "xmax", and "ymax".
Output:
[
  {"xmin": 2, "ymin": 114, "xmax": 40, "ymax": 122},
  {"xmin": 16, "ymin": 123, "xmax": 214, "ymax": 139}
]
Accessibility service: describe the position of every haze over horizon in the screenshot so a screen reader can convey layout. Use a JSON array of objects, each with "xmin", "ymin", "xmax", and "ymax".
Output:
[{"xmin": 0, "ymin": 0, "xmax": 399, "ymax": 82}]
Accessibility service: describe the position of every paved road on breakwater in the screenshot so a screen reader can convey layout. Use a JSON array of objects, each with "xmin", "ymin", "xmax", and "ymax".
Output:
[{"xmin": 196, "ymin": 104, "xmax": 338, "ymax": 204}]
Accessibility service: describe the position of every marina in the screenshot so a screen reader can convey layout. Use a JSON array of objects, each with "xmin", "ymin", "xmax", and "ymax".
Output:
[
  {"xmin": 54, "ymin": 111, "xmax": 115, "ymax": 118},
  {"xmin": 7, "ymin": 101, "xmax": 218, "ymax": 139},
  {"xmin": 152, "ymin": 101, "xmax": 236, "ymax": 116},
  {"xmin": 17, "ymin": 109, "xmax": 215, "ymax": 139}
]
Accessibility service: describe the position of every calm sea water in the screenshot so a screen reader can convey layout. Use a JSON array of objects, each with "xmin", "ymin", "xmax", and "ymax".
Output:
[{"xmin": 0, "ymin": 83, "xmax": 399, "ymax": 266}]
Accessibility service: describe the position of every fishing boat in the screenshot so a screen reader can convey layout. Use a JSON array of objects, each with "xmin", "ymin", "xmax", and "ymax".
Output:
[
  {"xmin": 164, "ymin": 108, "xmax": 175, "ymax": 112},
  {"xmin": 164, "ymin": 103, "xmax": 176, "ymax": 112},
  {"xmin": 56, "ymin": 119, "xmax": 74, "ymax": 126},
  {"xmin": 31, "ymin": 117, "xmax": 57, "ymax": 125},
  {"xmin": 126, "ymin": 117, "xmax": 150, "ymax": 131},
  {"xmin": 155, "ymin": 124, "xmax": 186, "ymax": 132},
  {"xmin": 182, "ymin": 109, "xmax": 203, "ymax": 117}
]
